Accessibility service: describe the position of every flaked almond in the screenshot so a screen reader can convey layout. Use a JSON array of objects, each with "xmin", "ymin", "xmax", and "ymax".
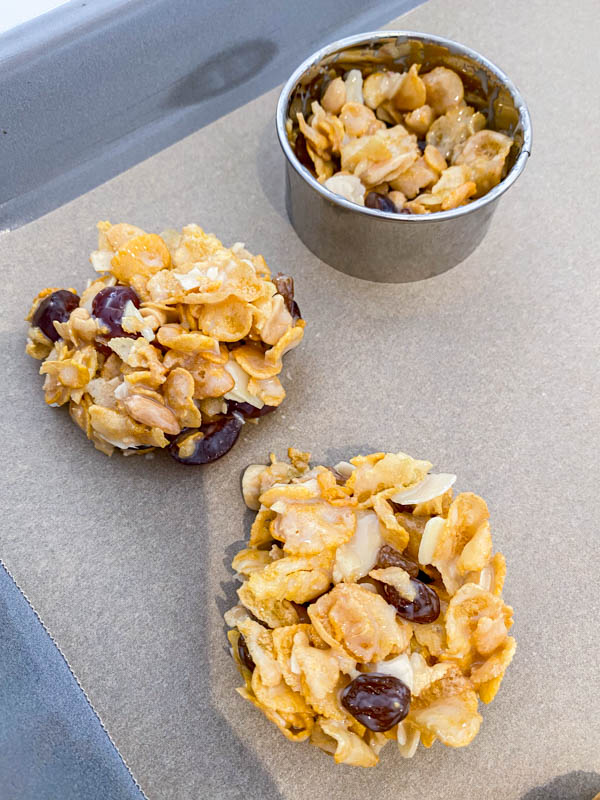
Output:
[
  {"xmin": 391, "ymin": 473, "xmax": 457, "ymax": 505},
  {"xmin": 418, "ymin": 516, "xmax": 446, "ymax": 565}
]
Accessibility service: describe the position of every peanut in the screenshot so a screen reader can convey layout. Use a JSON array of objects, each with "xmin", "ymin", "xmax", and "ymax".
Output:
[
  {"xmin": 123, "ymin": 394, "xmax": 181, "ymax": 435},
  {"xmin": 322, "ymin": 77, "xmax": 346, "ymax": 115}
]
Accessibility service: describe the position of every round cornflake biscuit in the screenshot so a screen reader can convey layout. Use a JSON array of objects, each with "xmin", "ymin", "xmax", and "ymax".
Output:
[
  {"xmin": 226, "ymin": 448, "xmax": 515, "ymax": 767},
  {"xmin": 25, "ymin": 222, "xmax": 305, "ymax": 462}
]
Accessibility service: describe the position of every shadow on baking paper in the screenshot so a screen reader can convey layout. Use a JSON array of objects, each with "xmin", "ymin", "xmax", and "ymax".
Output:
[
  {"xmin": 521, "ymin": 772, "xmax": 600, "ymax": 800},
  {"xmin": 193, "ymin": 485, "xmax": 285, "ymax": 800},
  {"xmin": 255, "ymin": 116, "xmax": 289, "ymax": 224},
  {"xmin": 217, "ymin": 504, "xmax": 264, "ymax": 645},
  {"xmin": 165, "ymin": 38, "xmax": 278, "ymax": 108}
]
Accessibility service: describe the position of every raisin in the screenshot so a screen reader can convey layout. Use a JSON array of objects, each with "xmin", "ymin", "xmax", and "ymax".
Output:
[
  {"xmin": 389, "ymin": 501, "xmax": 416, "ymax": 514},
  {"xmin": 381, "ymin": 577, "xmax": 440, "ymax": 623},
  {"xmin": 374, "ymin": 545, "xmax": 419, "ymax": 577},
  {"xmin": 365, "ymin": 192, "xmax": 397, "ymax": 213},
  {"xmin": 273, "ymin": 273, "xmax": 302, "ymax": 322},
  {"xmin": 226, "ymin": 401, "xmax": 277, "ymax": 419},
  {"xmin": 289, "ymin": 300, "xmax": 302, "ymax": 322},
  {"xmin": 294, "ymin": 133, "xmax": 314, "ymax": 172},
  {"xmin": 169, "ymin": 416, "xmax": 243, "ymax": 464},
  {"xmin": 291, "ymin": 602, "xmax": 311, "ymax": 624},
  {"xmin": 92, "ymin": 286, "xmax": 140, "ymax": 338},
  {"xmin": 237, "ymin": 635, "xmax": 255, "ymax": 672},
  {"xmin": 32, "ymin": 290, "xmax": 80, "ymax": 342},
  {"xmin": 341, "ymin": 673, "xmax": 410, "ymax": 732}
]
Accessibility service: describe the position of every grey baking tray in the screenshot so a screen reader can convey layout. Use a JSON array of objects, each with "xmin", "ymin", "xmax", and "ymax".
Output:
[{"xmin": 0, "ymin": 0, "xmax": 420, "ymax": 229}]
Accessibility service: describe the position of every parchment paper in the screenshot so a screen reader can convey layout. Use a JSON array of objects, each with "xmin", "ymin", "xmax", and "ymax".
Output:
[{"xmin": 1, "ymin": 0, "xmax": 599, "ymax": 797}]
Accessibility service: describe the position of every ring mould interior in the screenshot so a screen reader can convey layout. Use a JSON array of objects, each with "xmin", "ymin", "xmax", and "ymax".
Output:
[{"xmin": 277, "ymin": 31, "xmax": 532, "ymax": 282}]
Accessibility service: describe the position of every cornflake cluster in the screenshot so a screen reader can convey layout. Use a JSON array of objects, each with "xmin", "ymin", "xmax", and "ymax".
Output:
[
  {"xmin": 287, "ymin": 64, "xmax": 513, "ymax": 214},
  {"xmin": 25, "ymin": 222, "xmax": 304, "ymax": 462},
  {"xmin": 226, "ymin": 449, "xmax": 515, "ymax": 767}
]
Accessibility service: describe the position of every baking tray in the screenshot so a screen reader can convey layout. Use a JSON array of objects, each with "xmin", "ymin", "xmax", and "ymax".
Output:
[{"xmin": 0, "ymin": 0, "xmax": 417, "ymax": 229}]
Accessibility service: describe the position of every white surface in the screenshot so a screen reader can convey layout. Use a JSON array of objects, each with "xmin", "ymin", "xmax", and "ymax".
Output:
[{"xmin": 0, "ymin": 0, "xmax": 69, "ymax": 35}]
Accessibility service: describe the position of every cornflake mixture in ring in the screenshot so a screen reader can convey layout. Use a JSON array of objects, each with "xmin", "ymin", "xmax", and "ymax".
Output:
[
  {"xmin": 25, "ymin": 222, "xmax": 305, "ymax": 463},
  {"xmin": 287, "ymin": 64, "xmax": 513, "ymax": 214},
  {"xmin": 226, "ymin": 449, "xmax": 515, "ymax": 767}
]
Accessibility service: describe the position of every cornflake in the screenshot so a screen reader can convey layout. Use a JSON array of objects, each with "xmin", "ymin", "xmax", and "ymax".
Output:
[
  {"xmin": 226, "ymin": 449, "xmax": 515, "ymax": 766},
  {"xmin": 288, "ymin": 62, "xmax": 513, "ymax": 214},
  {"xmin": 25, "ymin": 222, "xmax": 305, "ymax": 462}
]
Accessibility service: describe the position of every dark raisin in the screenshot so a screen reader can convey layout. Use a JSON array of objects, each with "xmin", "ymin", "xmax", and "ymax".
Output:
[
  {"xmin": 341, "ymin": 673, "xmax": 410, "ymax": 732},
  {"xmin": 168, "ymin": 415, "xmax": 243, "ymax": 464},
  {"xmin": 291, "ymin": 602, "xmax": 311, "ymax": 624},
  {"xmin": 365, "ymin": 192, "xmax": 397, "ymax": 213},
  {"xmin": 95, "ymin": 342, "xmax": 115, "ymax": 359},
  {"xmin": 294, "ymin": 133, "xmax": 314, "ymax": 172},
  {"xmin": 272, "ymin": 273, "xmax": 302, "ymax": 322},
  {"xmin": 32, "ymin": 290, "xmax": 80, "ymax": 342},
  {"xmin": 92, "ymin": 285, "xmax": 140, "ymax": 338},
  {"xmin": 273, "ymin": 273, "xmax": 294, "ymax": 305},
  {"xmin": 381, "ymin": 578, "xmax": 440, "ymax": 623},
  {"xmin": 417, "ymin": 139, "xmax": 426, "ymax": 153},
  {"xmin": 226, "ymin": 401, "xmax": 277, "ymax": 420},
  {"xmin": 389, "ymin": 501, "xmax": 416, "ymax": 514},
  {"xmin": 237, "ymin": 635, "xmax": 255, "ymax": 672},
  {"xmin": 289, "ymin": 300, "xmax": 302, "ymax": 322},
  {"xmin": 375, "ymin": 545, "xmax": 419, "ymax": 577}
]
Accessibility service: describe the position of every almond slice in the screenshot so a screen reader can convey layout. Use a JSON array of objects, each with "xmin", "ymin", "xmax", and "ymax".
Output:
[{"xmin": 390, "ymin": 473, "xmax": 457, "ymax": 505}]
